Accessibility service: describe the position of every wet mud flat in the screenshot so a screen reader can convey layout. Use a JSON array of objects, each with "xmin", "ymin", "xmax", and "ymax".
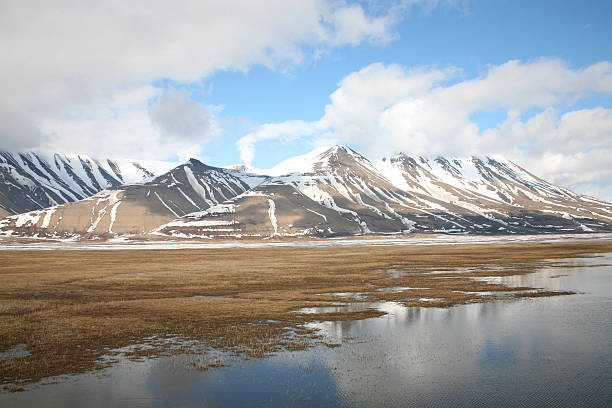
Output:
[{"xmin": 1, "ymin": 240, "xmax": 611, "ymax": 392}]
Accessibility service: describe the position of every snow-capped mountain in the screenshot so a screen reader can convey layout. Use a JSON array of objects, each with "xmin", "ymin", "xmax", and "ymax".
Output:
[
  {"xmin": 158, "ymin": 146, "xmax": 409, "ymax": 238},
  {"xmin": 2, "ymin": 145, "xmax": 612, "ymax": 240},
  {"xmin": 155, "ymin": 146, "xmax": 612, "ymax": 239},
  {"xmin": 0, "ymin": 159, "xmax": 267, "ymax": 238},
  {"xmin": 0, "ymin": 151, "xmax": 176, "ymax": 216},
  {"xmin": 375, "ymin": 154, "xmax": 612, "ymax": 231}
]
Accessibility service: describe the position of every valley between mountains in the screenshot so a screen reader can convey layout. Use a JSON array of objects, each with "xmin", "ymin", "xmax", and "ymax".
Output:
[{"xmin": 1, "ymin": 145, "xmax": 612, "ymax": 241}]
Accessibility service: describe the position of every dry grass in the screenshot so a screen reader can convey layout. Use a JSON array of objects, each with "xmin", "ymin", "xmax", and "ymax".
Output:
[{"xmin": 0, "ymin": 240, "xmax": 611, "ymax": 386}]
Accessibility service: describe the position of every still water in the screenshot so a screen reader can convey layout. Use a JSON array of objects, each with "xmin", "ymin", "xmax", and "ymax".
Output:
[{"xmin": 2, "ymin": 255, "xmax": 612, "ymax": 407}]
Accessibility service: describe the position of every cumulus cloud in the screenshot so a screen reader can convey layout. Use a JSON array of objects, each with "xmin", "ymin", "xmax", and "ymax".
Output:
[
  {"xmin": 237, "ymin": 62, "xmax": 455, "ymax": 165},
  {"xmin": 480, "ymin": 107, "xmax": 612, "ymax": 200},
  {"xmin": 237, "ymin": 58, "xmax": 612, "ymax": 199},
  {"xmin": 325, "ymin": 4, "xmax": 397, "ymax": 46},
  {"xmin": 38, "ymin": 85, "xmax": 217, "ymax": 161},
  {"xmin": 372, "ymin": 59, "xmax": 612, "ymax": 157},
  {"xmin": 0, "ymin": 0, "xmax": 414, "ymax": 158},
  {"xmin": 39, "ymin": 86, "xmax": 159, "ymax": 159}
]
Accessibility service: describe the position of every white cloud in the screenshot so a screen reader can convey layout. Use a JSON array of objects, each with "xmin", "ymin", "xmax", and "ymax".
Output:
[
  {"xmin": 373, "ymin": 59, "xmax": 612, "ymax": 157},
  {"xmin": 237, "ymin": 62, "xmax": 455, "ymax": 164},
  {"xmin": 237, "ymin": 58, "xmax": 612, "ymax": 199},
  {"xmin": 320, "ymin": 63, "xmax": 456, "ymax": 143},
  {"xmin": 39, "ymin": 86, "xmax": 160, "ymax": 160},
  {"xmin": 325, "ymin": 4, "xmax": 397, "ymax": 46},
  {"xmin": 0, "ymin": 0, "xmax": 412, "ymax": 158},
  {"xmin": 238, "ymin": 121, "xmax": 319, "ymax": 164},
  {"xmin": 481, "ymin": 107, "xmax": 612, "ymax": 200},
  {"xmin": 38, "ymin": 85, "xmax": 220, "ymax": 162}
]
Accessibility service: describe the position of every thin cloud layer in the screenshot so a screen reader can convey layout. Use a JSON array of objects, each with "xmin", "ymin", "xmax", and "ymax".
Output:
[{"xmin": 238, "ymin": 59, "xmax": 612, "ymax": 199}]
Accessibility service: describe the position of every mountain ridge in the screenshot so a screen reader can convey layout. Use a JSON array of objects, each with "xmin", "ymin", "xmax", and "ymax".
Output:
[
  {"xmin": 0, "ymin": 151, "xmax": 177, "ymax": 215},
  {"xmin": 1, "ymin": 145, "xmax": 611, "ymax": 240}
]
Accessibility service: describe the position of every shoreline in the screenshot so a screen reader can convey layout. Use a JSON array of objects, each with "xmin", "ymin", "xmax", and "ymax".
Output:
[{"xmin": 1, "ymin": 232, "xmax": 612, "ymax": 251}]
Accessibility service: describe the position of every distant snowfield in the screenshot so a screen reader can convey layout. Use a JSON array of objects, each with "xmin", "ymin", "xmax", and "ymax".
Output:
[{"xmin": 1, "ymin": 233, "xmax": 611, "ymax": 251}]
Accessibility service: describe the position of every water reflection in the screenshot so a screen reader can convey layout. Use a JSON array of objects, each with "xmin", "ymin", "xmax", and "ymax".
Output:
[{"xmin": 2, "ymin": 255, "xmax": 612, "ymax": 407}]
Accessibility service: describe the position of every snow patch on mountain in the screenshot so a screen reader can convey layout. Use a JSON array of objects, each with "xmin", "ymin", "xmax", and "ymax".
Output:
[
  {"xmin": 0, "ymin": 151, "xmax": 177, "ymax": 215},
  {"xmin": 267, "ymin": 199, "xmax": 278, "ymax": 236}
]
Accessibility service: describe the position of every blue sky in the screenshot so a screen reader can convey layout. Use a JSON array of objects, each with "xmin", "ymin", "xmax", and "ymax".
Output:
[
  {"xmin": 192, "ymin": 0, "xmax": 612, "ymax": 168},
  {"xmin": 1, "ymin": 0, "xmax": 611, "ymax": 198}
]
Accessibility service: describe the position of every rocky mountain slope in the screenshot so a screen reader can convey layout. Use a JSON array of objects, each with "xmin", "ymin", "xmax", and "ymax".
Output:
[
  {"xmin": 2, "ymin": 145, "xmax": 611, "ymax": 240},
  {"xmin": 0, "ymin": 159, "xmax": 266, "ymax": 238},
  {"xmin": 375, "ymin": 154, "xmax": 612, "ymax": 231},
  {"xmin": 0, "ymin": 151, "xmax": 176, "ymax": 215},
  {"xmin": 155, "ymin": 146, "xmax": 612, "ymax": 239}
]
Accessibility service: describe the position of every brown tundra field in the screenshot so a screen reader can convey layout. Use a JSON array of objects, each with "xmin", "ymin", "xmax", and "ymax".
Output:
[{"xmin": 1, "ymin": 239, "xmax": 611, "ymax": 389}]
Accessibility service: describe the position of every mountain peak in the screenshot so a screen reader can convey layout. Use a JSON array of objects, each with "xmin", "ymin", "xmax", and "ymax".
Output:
[
  {"xmin": 264, "ymin": 144, "xmax": 371, "ymax": 176},
  {"xmin": 187, "ymin": 158, "xmax": 205, "ymax": 166},
  {"xmin": 325, "ymin": 144, "xmax": 350, "ymax": 153}
]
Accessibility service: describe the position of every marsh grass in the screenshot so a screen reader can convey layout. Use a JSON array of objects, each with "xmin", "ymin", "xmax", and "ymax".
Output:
[{"xmin": 0, "ymin": 240, "xmax": 610, "ymax": 387}]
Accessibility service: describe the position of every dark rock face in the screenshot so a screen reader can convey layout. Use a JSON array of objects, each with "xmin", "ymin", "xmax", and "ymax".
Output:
[
  {"xmin": 0, "ymin": 159, "xmax": 268, "ymax": 237},
  {"xmin": 0, "ymin": 151, "xmax": 174, "ymax": 215}
]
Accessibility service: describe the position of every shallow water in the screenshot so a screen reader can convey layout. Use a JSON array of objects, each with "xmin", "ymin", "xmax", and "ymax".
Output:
[
  {"xmin": 2, "ymin": 255, "xmax": 612, "ymax": 407},
  {"xmin": 0, "ymin": 344, "xmax": 29, "ymax": 362}
]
